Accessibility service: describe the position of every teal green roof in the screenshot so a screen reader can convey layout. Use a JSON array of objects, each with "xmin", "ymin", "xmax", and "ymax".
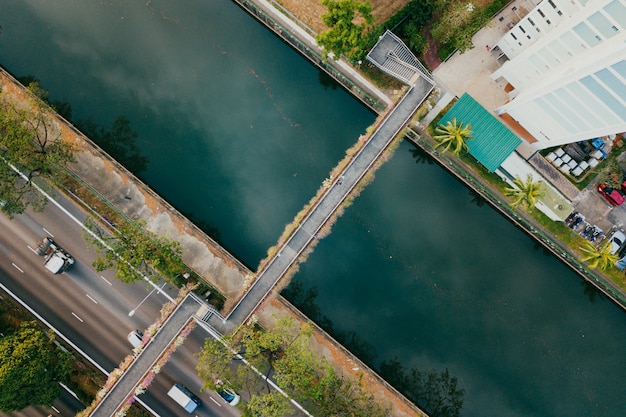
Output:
[{"xmin": 439, "ymin": 93, "xmax": 521, "ymax": 172}]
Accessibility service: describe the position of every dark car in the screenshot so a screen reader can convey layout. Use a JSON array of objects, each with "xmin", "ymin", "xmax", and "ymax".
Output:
[{"xmin": 598, "ymin": 183, "xmax": 625, "ymax": 206}]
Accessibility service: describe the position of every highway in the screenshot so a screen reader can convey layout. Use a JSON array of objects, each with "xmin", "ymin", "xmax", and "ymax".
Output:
[{"xmin": 0, "ymin": 194, "xmax": 240, "ymax": 417}]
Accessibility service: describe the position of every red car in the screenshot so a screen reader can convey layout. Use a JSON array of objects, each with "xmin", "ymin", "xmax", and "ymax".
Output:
[{"xmin": 598, "ymin": 183, "xmax": 625, "ymax": 206}]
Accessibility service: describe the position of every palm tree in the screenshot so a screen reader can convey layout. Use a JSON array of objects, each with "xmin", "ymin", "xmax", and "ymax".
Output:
[
  {"xmin": 504, "ymin": 175, "xmax": 545, "ymax": 208},
  {"xmin": 579, "ymin": 240, "xmax": 619, "ymax": 271},
  {"xmin": 433, "ymin": 118, "xmax": 473, "ymax": 155}
]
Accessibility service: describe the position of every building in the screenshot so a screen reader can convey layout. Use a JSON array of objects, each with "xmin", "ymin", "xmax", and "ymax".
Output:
[{"xmin": 491, "ymin": 0, "xmax": 626, "ymax": 150}]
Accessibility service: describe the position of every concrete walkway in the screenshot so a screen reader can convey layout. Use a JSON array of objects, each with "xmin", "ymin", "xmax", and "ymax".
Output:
[
  {"xmin": 211, "ymin": 76, "xmax": 434, "ymax": 333},
  {"xmin": 91, "ymin": 296, "xmax": 200, "ymax": 417}
]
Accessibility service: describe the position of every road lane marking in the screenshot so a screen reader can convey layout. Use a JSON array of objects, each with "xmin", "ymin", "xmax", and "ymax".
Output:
[
  {"xmin": 71, "ymin": 312, "xmax": 84, "ymax": 323},
  {"xmin": 86, "ymin": 294, "xmax": 98, "ymax": 304},
  {"xmin": 11, "ymin": 263, "xmax": 24, "ymax": 273},
  {"xmin": 209, "ymin": 397, "xmax": 221, "ymax": 406},
  {"xmin": 100, "ymin": 275, "xmax": 113, "ymax": 286},
  {"xmin": 27, "ymin": 245, "xmax": 37, "ymax": 254},
  {"xmin": 43, "ymin": 228, "xmax": 54, "ymax": 237},
  {"xmin": 51, "ymin": 405, "xmax": 60, "ymax": 413}
]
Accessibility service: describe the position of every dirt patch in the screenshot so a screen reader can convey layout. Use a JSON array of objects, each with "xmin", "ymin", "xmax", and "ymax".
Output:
[{"xmin": 274, "ymin": 0, "xmax": 410, "ymax": 33}]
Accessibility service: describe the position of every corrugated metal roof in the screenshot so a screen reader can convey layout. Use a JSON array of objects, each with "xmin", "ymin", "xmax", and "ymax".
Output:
[{"xmin": 439, "ymin": 93, "xmax": 521, "ymax": 172}]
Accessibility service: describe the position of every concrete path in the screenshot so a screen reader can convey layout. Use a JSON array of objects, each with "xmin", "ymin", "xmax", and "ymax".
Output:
[
  {"xmin": 91, "ymin": 296, "xmax": 200, "ymax": 417},
  {"xmin": 211, "ymin": 76, "xmax": 434, "ymax": 333}
]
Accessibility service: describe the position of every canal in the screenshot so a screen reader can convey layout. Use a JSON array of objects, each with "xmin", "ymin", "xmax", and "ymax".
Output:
[{"xmin": 1, "ymin": 1, "xmax": 625, "ymax": 417}]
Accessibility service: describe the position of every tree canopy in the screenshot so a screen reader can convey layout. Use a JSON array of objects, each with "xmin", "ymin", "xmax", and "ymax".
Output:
[
  {"xmin": 84, "ymin": 218, "xmax": 186, "ymax": 283},
  {"xmin": 316, "ymin": 0, "xmax": 374, "ymax": 61},
  {"xmin": 196, "ymin": 316, "xmax": 390, "ymax": 417},
  {"xmin": 0, "ymin": 321, "xmax": 72, "ymax": 412},
  {"xmin": 504, "ymin": 174, "xmax": 545, "ymax": 209},
  {"xmin": 0, "ymin": 85, "xmax": 74, "ymax": 217},
  {"xmin": 433, "ymin": 118, "xmax": 473, "ymax": 156},
  {"xmin": 579, "ymin": 240, "xmax": 618, "ymax": 271}
]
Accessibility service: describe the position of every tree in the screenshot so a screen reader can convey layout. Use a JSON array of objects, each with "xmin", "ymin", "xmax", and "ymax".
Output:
[
  {"xmin": 504, "ymin": 174, "xmax": 545, "ymax": 209},
  {"xmin": 579, "ymin": 240, "xmax": 618, "ymax": 271},
  {"xmin": 432, "ymin": 118, "xmax": 473, "ymax": 155},
  {"xmin": 196, "ymin": 316, "xmax": 391, "ymax": 416},
  {"xmin": 0, "ymin": 89, "xmax": 74, "ymax": 218},
  {"xmin": 243, "ymin": 392, "xmax": 291, "ymax": 417},
  {"xmin": 84, "ymin": 218, "xmax": 186, "ymax": 283},
  {"xmin": 316, "ymin": 0, "xmax": 374, "ymax": 61},
  {"xmin": 0, "ymin": 322, "xmax": 72, "ymax": 412}
]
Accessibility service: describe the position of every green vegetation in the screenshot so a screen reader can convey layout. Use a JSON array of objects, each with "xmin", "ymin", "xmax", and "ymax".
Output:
[
  {"xmin": 504, "ymin": 174, "xmax": 545, "ymax": 209},
  {"xmin": 196, "ymin": 316, "xmax": 391, "ymax": 417},
  {"xmin": 0, "ymin": 82, "xmax": 74, "ymax": 218},
  {"xmin": 316, "ymin": 0, "xmax": 374, "ymax": 61},
  {"xmin": 83, "ymin": 218, "xmax": 186, "ymax": 284},
  {"xmin": 0, "ymin": 321, "xmax": 72, "ymax": 412},
  {"xmin": 433, "ymin": 118, "xmax": 473, "ymax": 156},
  {"xmin": 431, "ymin": 0, "xmax": 510, "ymax": 59},
  {"xmin": 579, "ymin": 240, "xmax": 619, "ymax": 271}
]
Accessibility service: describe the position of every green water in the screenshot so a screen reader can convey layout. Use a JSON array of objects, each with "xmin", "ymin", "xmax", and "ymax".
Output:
[{"xmin": 0, "ymin": 1, "xmax": 625, "ymax": 416}]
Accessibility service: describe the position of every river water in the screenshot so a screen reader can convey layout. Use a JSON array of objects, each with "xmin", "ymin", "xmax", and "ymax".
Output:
[{"xmin": 1, "ymin": 1, "xmax": 625, "ymax": 417}]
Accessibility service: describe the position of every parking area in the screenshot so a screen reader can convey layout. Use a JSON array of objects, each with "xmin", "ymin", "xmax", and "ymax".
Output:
[{"xmin": 564, "ymin": 152, "xmax": 626, "ymax": 245}]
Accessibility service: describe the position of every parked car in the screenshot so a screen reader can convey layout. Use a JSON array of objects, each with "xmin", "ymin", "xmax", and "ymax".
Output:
[
  {"xmin": 608, "ymin": 230, "xmax": 626, "ymax": 255},
  {"xmin": 598, "ymin": 183, "xmax": 625, "ymax": 206},
  {"xmin": 215, "ymin": 380, "xmax": 240, "ymax": 406},
  {"xmin": 127, "ymin": 330, "xmax": 143, "ymax": 349}
]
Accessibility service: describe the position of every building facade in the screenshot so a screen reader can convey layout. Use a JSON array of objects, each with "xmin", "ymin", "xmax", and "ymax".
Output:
[{"xmin": 491, "ymin": 0, "xmax": 626, "ymax": 150}]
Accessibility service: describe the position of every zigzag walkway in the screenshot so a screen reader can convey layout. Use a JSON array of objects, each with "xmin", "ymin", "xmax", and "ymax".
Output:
[
  {"xmin": 91, "ymin": 296, "xmax": 201, "ymax": 417},
  {"xmin": 211, "ymin": 75, "xmax": 434, "ymax": 333}
]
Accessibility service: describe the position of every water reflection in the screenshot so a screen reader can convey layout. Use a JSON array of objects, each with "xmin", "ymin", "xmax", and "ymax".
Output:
[
  {"xmin": 580, "ymin": 278, "xmax": 607, "ymax": 303},
  {"xmin": 410, "ymin": 145, "xmax": 435, "ymax": 165},
  {"xmin": 282, "ymin": 280, "xmax": 466, "ymax": 417},
  {"xmin": 318, "ymin": 70, "xmax": 339, "ymax": 90}
]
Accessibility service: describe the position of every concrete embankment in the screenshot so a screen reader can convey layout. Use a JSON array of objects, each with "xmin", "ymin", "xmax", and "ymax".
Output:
[{"xmin": 0, "ymin": 67, "xmax": 250, "ymax": 312}]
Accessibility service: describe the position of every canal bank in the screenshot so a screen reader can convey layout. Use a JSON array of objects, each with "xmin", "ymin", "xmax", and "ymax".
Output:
[
  {"xmin": 231, "ymin": 0, "xmax": 393, "ymax": 112},
  {"xmin": 236, "ymin": 0, "xmax": 626, "ymax": 310},
  {"xmin": 0, "ymin": 61, "xmax": 424, "ymax": 417}
]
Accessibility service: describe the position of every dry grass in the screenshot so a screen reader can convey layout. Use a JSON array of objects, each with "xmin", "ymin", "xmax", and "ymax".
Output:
[{"xmin": 275, "ymin": 0, "xmax": 411, "ymax": 33}]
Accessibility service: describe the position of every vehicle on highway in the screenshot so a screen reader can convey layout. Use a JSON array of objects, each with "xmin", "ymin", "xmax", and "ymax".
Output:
[
  {"xmin": 608, "ymin": 230, "xmax": 626, "ymax": 255},
  {"xmin": 167, "ymin": 383, "xmax": 202, "ymax": 413},
  {"xmin": 216, "ymin": 380, "xmax": 240, "ymax": 406},
  {"xmin": 127, "ymin": 330, "xmax": 143, "ymax": 349},
  {"xmin": 36, "ymin": 237, "xmax": 75, "ymax": 274},
  {"xmin": 597, "ymin": 183, "xmax": 625, "ymax": 206}
]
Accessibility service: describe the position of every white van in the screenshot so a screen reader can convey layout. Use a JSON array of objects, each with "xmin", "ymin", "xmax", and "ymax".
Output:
[
  {"xmin": 127, "ymin": 330, "xmax": 143, "ymax": 349},
  {"xmin": 167, "ymin": 383, "xmax": 201, "ymax": 413}
]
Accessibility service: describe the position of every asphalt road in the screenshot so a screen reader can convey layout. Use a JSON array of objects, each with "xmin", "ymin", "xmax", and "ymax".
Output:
[{"xmin": 0, "ymin": 196, "xmax": 240, "ymax": 417}]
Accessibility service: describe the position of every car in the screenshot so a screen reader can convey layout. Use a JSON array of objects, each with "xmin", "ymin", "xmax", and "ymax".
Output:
[
  {"xmin": 608, "ymin": 230, "xmax": 626, "ymax": 255},
  {"xmin": 215, "ymin": 381, "xmax": 240, "ymax": 406},
  {"xmin": 598, "ymin": 183, "xmax": 625, "ymax": 206},
  {"xmin": 127, "ymin": 330, "xmax": 144, "ymax": 349}
]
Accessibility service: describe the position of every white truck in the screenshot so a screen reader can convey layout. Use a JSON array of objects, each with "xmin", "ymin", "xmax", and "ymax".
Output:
[
  {"xmin": 36, "ymin": 237, "xmax": 75, "ymax": 274},
  {"xmin": 167, "ymin": 383, "xmax": 201, "ymax": 413}
]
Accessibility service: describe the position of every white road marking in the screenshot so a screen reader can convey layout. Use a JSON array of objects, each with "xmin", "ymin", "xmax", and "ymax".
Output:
[
  {"xmin": 27, "ymin": 245, "xmax": 37, "ymax": 254},
  {"xmin": 86, "ymin": 293, "xmax": 98, "ymax": 304},
  {"xmin": 100, "ymin": 275, "xmax": 113, "ymax": 286},
  {"xmin": 209, "ymin": 397, "xmax": 221, "ymax": 406},
  {"xmin": 11, "ymin": 263, "xmax": 24, "ymax": 273},
  {"xmin": 71, "ymin": 312, "xmax": 84, "ymax": 323},
  {"xmin": 51, "ymin": 406, "xmax": 60, "ymax": 413},
  {"xmin": 43, "ymin": 228, "xmax": 54, "ymax": 237}
]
